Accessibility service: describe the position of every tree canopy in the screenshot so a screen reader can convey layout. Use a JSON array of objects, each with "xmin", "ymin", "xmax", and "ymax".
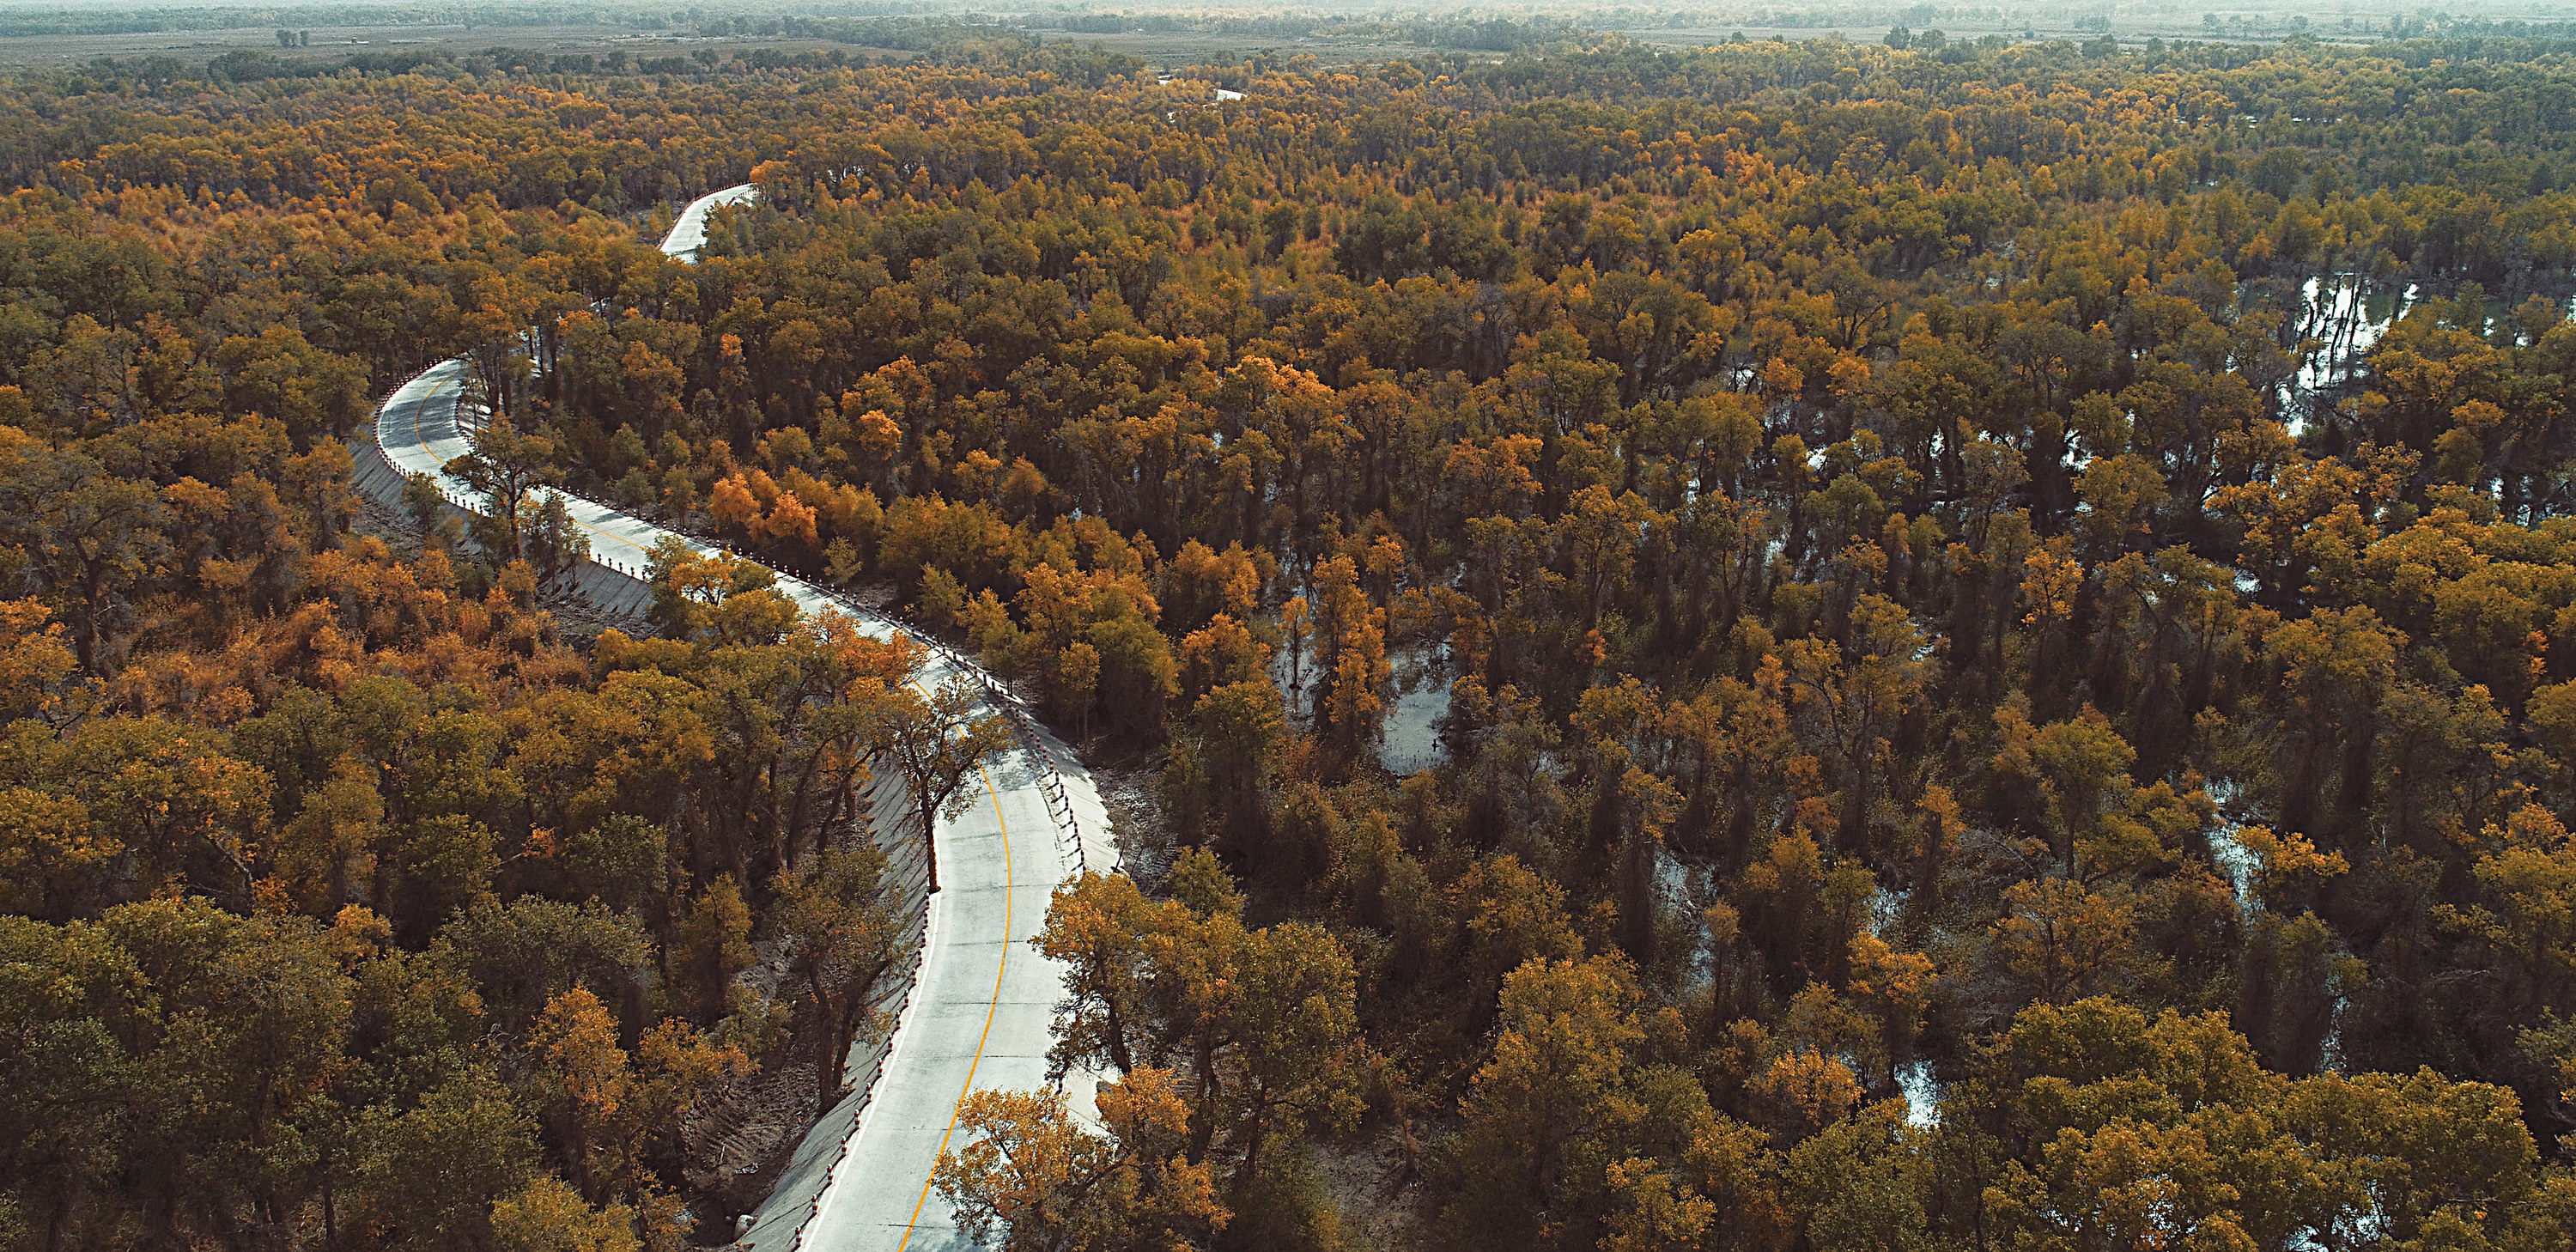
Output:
[{"xmin": 13, "ymin": 20, "xmax": 2576, "ymax": 1252}]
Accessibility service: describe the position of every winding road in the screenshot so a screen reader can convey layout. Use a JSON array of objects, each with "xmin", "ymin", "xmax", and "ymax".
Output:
[{"xmin": 368, "ymin": 185, "xmax": 1112, "ymax": 1251}]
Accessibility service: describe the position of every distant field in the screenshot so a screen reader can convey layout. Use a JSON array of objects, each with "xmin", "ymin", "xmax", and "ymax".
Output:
[
  {"xmin": 0, "ymin": 9, "xmax": 2451, "ymax": 73},
  {"xmin": 0, "ymin": 21, "xmax": 1513, "ymax": 74},
  {"xmin": 0, "ymin": 22, "xmax": 847, "ymax": 70}
]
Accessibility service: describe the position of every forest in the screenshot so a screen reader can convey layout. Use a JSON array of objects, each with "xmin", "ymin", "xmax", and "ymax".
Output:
[{"xmin": 9, "ymin": 17, "xmax": 2576, "ymax": 1252}]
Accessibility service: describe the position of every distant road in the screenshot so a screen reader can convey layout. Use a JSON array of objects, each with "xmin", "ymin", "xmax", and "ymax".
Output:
[{"xmin": 369, "ymin": 184, "xmax": 1111, "ymax": 1252}]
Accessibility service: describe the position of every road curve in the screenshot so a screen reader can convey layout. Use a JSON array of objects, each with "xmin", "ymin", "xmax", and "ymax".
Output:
[{"xmin": 370, "ymin": 185, "xmax": 1113, "ymax": 1251}]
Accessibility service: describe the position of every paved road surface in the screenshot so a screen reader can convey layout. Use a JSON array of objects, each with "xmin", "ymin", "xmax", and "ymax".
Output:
[{"xmin": 371, "ymin": 184, "xmax": 1111, "ymax": 1251}]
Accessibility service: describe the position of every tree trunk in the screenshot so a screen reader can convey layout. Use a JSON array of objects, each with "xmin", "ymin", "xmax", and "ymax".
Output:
[
  {"xmin": 1104, "ymin": 994, "xmax": 1134, "ymax": 1073},
  {"xmin": 813, "ymin": 977, "xmax": 843, "ymax": 1116},
  {"xmin": 920, "ymin": 802, "xmax": 940, "ymax": 893}
]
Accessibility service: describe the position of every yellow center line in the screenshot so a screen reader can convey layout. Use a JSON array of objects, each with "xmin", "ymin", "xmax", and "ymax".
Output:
[
  {"xmin": 896, "ymin": 757, "xmax": 1011, "ymax": 1250},
  {"xmin": 561, "ymin": 505, "xmax": 651, "ymax": 559},
  {"xmin": 403, "ymin": 368, "xmax": 434, "ymax": 456}
]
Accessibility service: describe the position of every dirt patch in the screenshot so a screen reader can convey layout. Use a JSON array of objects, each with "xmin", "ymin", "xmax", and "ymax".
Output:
[
  {"xmin": 679, "ymin": 931, "xmax": 826, "ymax": 1222},
  {"xmin": 1089, "ymin": 746, "xmax": 1174, "ymax": 886},
  {"xmin": 1310, "ymin": 1122, "xmax": 1436, "ymax": 1251}
]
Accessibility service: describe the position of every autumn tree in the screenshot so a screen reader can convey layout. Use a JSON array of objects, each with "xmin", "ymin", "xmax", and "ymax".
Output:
[
  {"xmin": 933, "ymin": 1068, "xmax": 1226, "ymax": 1252},
  {"xmin": 866, "ymin": 672, "xmax": 1012, "ymax": 893},
  {"xmin": 769, "ymin": 843, "xmax": 902, "ymax": 1114}
]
